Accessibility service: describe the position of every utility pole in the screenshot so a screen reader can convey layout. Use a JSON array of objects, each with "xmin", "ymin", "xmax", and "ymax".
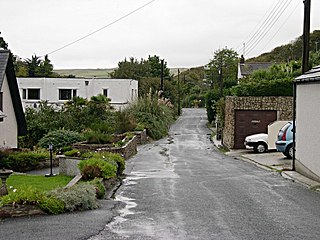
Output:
[
  {"xmin": 302, "ymin": 0, "xmax": 311, "ymax": 74},
  {"xmin": 293, "ymin": 0, "xmax": 311, "ymax": 171}
]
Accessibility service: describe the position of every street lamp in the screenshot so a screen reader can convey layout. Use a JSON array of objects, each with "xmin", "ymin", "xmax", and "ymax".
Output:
[{"xmin": 45, "ymin": 142, "xmax": 56, "ymax": 177}]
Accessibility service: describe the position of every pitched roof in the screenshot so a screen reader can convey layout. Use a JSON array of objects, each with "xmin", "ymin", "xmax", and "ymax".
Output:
[
  {"xmin": 0, "ymin": 50, "xmax": 9, "ymax": 89},
  {"xmin": 0, "ymin": 50, "xmax": 27, "ymax": 136},
  {"xmin": 239, "ymin": 62, "xmax": 274, "ymax": 77},
  {"xmin": 295, "ymin": 65, "xmax": 320, "ymax": 83}
]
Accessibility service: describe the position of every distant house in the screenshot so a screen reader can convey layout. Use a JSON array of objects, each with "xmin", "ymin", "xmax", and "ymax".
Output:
[
  {"xmin": 294, "ymin": 65, "xmax": 320, "ymax": 181},
  {"xmin": 0, "ymin": 50, "xmax": 27, "ymax": 148},
  {"xmin": 237, "ymin": 55, "xmax": 275, "ymax": 80},
  {"xmin": 17, "ymin": 78, "xmax": 138, "ymax": 110}
]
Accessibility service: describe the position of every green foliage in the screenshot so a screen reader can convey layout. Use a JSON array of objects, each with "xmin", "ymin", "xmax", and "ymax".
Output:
[
  {"xmin": 205, "ymin": 89, "xmax": 220, "ymax": 124},
  {"xmin": 83, "ymin": 130, "xmax": 113, "ymax": 144},
  {"xmin": 90, "ymin": 178, "xmax": 106, "ymax": 199},
  {"xmin": 124, "ymin": 94, "xmax": 176, "ymax": 140},
  {"xmin": 1, "ymin": 151, "xmax": 49, "ymax": 172},
  {"xmin": 231, "ymin": 78, "xmax": 293, "ymax": 96},
  {"xmin": 20, "ymin": 101, "xmax": 61, "ymax": 148},
  {"xmin": 0, "ymin": 187, "xmax": 65, "ymax": 215},
  {"xmin": 249, "ymin": 30, "xmax": 320, "ymax": 63},
  {"xmin": 64, "ymin": 149, "xmax": 82, "ymax": 157},
  {"xmin": 111, "ymin": 55, "xmax": 171, "ymax": 80},
  {"xmin": 16, "ymin": 54, "xmax": 56, "ymax": 77},
  {"xmin": 51, "ymin": 183, "xmax": 98, "ymax": 212},
  {"xmin": 78, "ymin": 158, "xmax": 117, "ymax": 180},
  {"xmin": 38, "ymin": 130, "xmax": 84, "ymax": 150}
]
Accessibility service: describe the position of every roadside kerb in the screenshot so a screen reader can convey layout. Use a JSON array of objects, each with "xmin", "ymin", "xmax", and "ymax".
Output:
[{"xmin": 212, "ymin": 137, "xmax": 320, "ymax": 190}]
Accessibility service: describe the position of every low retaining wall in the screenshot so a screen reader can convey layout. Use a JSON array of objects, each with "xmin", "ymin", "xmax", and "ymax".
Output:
[
  {"xmin": 61, "ymin": 136, "xmax": 137, "ymax": 176},
  {"xmin": 0, "ymin": 204, "xmax": 46, "ymax": 219},
  {"xmin": 72, "ymin": 136, "xmax": 137, "ymax": 159},
  {"xmin": 134, "ymin": 129, "xmax": 147, "ymax": 145},
  {"xmin": 58, "ymin": 156, "xmax": 81, "ymax": 176}
]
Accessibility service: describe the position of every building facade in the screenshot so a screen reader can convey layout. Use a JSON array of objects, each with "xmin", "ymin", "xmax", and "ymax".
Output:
[
  {"xmin": 17, "ymin": 78, "xmax": 138, "ymax": 110},
  {"xmin": 0, "ymin": 50, "xmax": 27, "ymax": 148}
]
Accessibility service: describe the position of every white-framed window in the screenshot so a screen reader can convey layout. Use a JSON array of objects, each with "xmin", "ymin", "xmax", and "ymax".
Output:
[
  {"xmin": 103, "ymin": 89, "xmax": 109, "ymax": 97},
  {"xmin": 59, "ymin": 89, "xmax": 77, "ymax": 100},
  {"xmin": 22, "ymin": 88, "xmax": 40, "ymax": 100}
]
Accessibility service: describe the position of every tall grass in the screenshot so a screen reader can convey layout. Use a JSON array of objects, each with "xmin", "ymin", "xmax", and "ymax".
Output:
[{"xmin": 125, "ymin": 94, "xmax": 176, "ymax": 140}]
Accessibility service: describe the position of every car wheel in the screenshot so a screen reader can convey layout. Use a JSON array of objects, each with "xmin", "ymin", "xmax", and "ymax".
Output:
[
  {"xmin": 254, "ymin": 142, "xmax": 267, "ymax": 153},
  {"xmin": 285, "ymin": 144, "xmax": 293, "ymax": 159}
]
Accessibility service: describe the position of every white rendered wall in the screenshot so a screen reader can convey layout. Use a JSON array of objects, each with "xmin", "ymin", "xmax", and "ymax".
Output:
[
  {"xmin": 17, "ymin": 78, "xmax": 138, "ymax": 110},
  {"xmin": 296, "ymin": 83, "xmax": 320, "ymax": 178},
  {"xmin": 0, "ymin": 75, "xmax": 18, "ymax": 148}
]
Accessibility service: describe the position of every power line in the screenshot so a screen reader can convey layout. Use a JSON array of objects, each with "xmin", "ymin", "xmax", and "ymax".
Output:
[
  {"xmin": 44, "ymin": 0, "xmax": 156, "ymax": 57},
  {"xmin": 259, "ymin": 0, "xmax": 300, "ymax": 54},
  {"xmin": 246, "ymin": 0, "xmax": 293, "ymax": 55},
  {"xmin": 235, "ymin": 0, "xmax": 284, "ymax": 53}
]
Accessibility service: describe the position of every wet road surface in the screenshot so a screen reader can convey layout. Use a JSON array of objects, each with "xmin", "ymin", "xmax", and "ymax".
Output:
[{"xmin": 89, "ymin": 108, "xmax": 320, "ymax": 240}]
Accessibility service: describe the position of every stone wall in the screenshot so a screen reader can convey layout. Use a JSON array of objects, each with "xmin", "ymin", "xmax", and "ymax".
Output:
[
  {"xmin": 223, "ymin": 96, "xmax": 293, "ymax": 149},
  {"xmin": 0, "ymin": 204, "xmax": 45, "ymax": 219},
  {"xmin": 134, "ymin": 129, "xmax": 147, "ymax": 145},
  {"xmin": 62, "ymin": 136, "xmax": 138, "ymax": 176}
]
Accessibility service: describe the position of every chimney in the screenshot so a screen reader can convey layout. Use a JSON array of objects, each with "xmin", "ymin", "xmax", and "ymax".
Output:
[{"xmin": 240, "ymin": 55, "xmax": 245, "ymax": 64}]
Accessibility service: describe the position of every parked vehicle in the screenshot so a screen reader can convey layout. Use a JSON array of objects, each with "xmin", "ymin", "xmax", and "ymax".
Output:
[
  {"xmin": 275, "ymin": 121, "xmax": 293, "ymax": 158},
  {"xmin": 244, "ymin": 133, "xmax": 268, "ymax": 153}
]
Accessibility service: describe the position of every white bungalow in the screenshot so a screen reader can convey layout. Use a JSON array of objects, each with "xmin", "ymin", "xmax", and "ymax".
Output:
[{"xmin": 17, "ymin": 77, "xmax": 138, "ymax": 111}]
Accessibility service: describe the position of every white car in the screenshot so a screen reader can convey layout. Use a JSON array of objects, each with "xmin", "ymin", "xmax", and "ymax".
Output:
[{"xmin": 244, "ymin": 133, "xmax": 268, "ymax": 153}]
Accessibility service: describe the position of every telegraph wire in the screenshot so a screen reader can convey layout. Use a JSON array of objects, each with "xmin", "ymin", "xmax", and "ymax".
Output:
[
  {"xmin": 245, "ymin": 0, "xmax": 293, "ymax": 55},
  {"xmin": 43, "ymin": 0, "xmax": 157, "ymax": 57},
  {"xmin": 259, "ymin": 0, "xmax": 301, "ymax": 54},
  {"xmin": 235, "ymin": 0, "xmax": 284, "ymax": 53},
  {"xmin": 244, "ymin": 0, "xmax": 284, "ymax": 51}
]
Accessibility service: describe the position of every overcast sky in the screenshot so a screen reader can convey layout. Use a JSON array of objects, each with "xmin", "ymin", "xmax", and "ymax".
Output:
[{"xmin": 1, "ymin": 0, "xmax": 319, "ymax": 69}]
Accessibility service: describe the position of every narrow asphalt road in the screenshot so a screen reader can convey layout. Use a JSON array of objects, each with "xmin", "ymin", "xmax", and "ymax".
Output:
[
  {"xmin": 90, "ymin": 108, "xmax": 320, "ymax": 240},
  {"xmin": 1, "ymin": 108, "xmax": 320, "ymax": 240}
]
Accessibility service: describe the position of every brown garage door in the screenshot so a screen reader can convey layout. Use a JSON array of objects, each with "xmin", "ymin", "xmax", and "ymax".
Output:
[{"xmin": 234, "ymin": 110, "xmax": 277, "ymax": 149}]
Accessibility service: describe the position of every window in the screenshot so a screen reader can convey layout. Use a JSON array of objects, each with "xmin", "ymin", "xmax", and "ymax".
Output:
[
  {"xmin": 103, "ymin": 89, "xmax": 108, "ymax": 97},
  {"xmin": 22, "ymin": 89, "xmax": 27, "ymax": 99},
  {"xmin": 59, "ymin": 89, "xmax": 77, "ymax": 100},
  {"xmin": 27, "ymin": 89, "xmax": 40, "ymax": 100},
  {"xmin": 22, "ymin": 89, "xmax": 40, "ymax": 100}
]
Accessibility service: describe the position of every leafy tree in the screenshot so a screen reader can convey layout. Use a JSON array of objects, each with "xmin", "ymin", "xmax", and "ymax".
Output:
[
  {"xmin": 39, "ymin": 55, "xmax": 54, "ymax": 77},
  {"xmin": 25, "ymin": 55, "xmax": 42, "ymax": 77},
  {"xmin": 147, "ymin": 55, "xmax": 171, "ymax": 79}
]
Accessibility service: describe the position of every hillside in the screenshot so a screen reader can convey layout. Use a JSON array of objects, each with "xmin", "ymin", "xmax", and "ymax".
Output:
[
  {"xmin": 54, "ymin": 67, "xmax": 189, "ymax": 78},
  {"xmin": 248, "ymin": 29, "xmax": 320, "ymax": 63}
]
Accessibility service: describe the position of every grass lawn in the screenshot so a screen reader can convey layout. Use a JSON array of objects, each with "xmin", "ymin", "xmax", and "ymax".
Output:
[{"xmin": 6, "ymin": 174, "xmax": 73, "ymax": 193}]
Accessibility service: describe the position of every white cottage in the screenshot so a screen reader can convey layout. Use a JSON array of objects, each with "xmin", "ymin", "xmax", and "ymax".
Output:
[
  {"xmin": 17, "ymin": 78, "xmax": 138, "ymax": 111},
  {"xmin": 295, "ymin": 65, "xmax": 320, "ymax": 181},
  {"xmin": 0, "ymin": 50, "xmax": 27, "ymax": 148}
]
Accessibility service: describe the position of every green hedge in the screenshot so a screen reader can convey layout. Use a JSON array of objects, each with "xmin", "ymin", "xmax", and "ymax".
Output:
[{"xmin": 1, "ymin": 151, "xmax": 49, "ymax": 172}]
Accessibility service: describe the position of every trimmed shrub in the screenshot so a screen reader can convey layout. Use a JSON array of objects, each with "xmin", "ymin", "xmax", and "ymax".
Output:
[
  {"xmin": 0, "ymin": 187, "xmax": 64, "ymax": 215},
  {"xmin": 84, "ymin": 152, "xmax": 125, "ymax": 176},
  {"xmin": 1, "ymin": 151, "xmax": 49, "ymax": 172},
  {"xmin": 38, "ymin": 130, "xmax": 84, "ymax": 150},
  {"xmin": 51, "ymin": 183, "xmax": 98, "ymax": 212},
  {"xmin": 78, "ymin": 158, "xmax": 117, "ymax": 180}
]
